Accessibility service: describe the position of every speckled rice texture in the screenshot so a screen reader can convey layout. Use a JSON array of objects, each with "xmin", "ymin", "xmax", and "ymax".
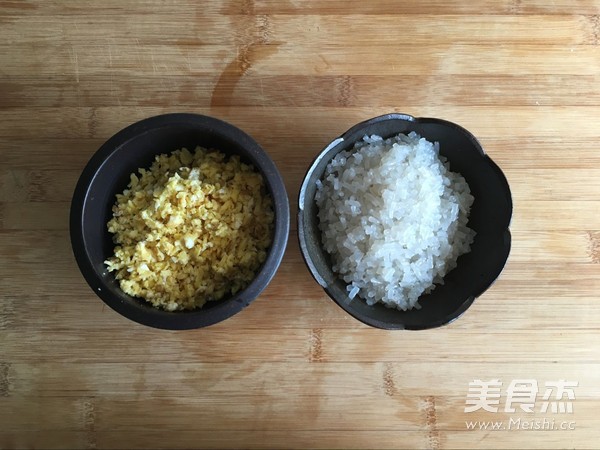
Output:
[{"xmin": 105, "ymin": 146, "xmax": 274, "ymax": 311}]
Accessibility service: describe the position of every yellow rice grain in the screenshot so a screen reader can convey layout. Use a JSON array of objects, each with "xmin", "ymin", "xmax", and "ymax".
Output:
[{"xmin": 105, "ymin": 146, "xmax": 274, "ymax": 311}]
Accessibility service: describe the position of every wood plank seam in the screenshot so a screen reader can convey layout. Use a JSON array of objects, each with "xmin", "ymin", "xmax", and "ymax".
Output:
[
  {"xmin": 0, "ymin": 362, "xmax": 11, "ymax": 397},
  {"xmin": 383, "ymin": 363, "xmax": 396, "ymax": 397},
  {"xmin": 509, "ymin": 0, "xmax": 522, "ymax": 15},
  {"xmin": 309, "ymin": 328, "xmax": 323, "ymax": 362},
  {"xmin": 589, "ymin": 14, "xmax": 600, "ymax": 45},
  {"xmin": 422, "ymin": 396, "xmax": 440, "ymax": 449},
  {"xmin": 0, "ymin": 295, "xmax": 14, "ymax": 330},
  {"xmin": 83, "ymin": 398, "xmax": 97, "ymax": 450},
  {"xmin": 586, "ymin": 231, "xmax": 600, "ymax": 263}
]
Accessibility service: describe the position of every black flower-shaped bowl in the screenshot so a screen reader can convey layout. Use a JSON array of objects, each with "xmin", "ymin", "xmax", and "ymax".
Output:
[{"xmin": 298, "ymin": 113, "xmax": 512, "ymax": 330}]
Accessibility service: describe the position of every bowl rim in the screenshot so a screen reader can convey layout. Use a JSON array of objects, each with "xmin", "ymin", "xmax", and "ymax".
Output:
[
  {"xmin": 297, "ymin": 112, "xmax": 512, "ymax": 330},
  {"xmin": 70, "ymin": 112, "xmax": 290, "ymax": 330}
]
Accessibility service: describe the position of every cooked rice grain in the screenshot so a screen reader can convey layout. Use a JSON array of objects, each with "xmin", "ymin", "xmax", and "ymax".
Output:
[{"xmin": 315, "ymin": 132, "xmax": 475, "ymax": 310}]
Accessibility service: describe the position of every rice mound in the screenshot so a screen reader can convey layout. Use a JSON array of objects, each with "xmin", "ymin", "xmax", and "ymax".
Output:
[
  {"xmin": 315, "ymin": 132, "xmax": 475, "ymax": 310},
  {"xmin": 105, "ymin": 147, "xmax": 274, "ymax": 311}
]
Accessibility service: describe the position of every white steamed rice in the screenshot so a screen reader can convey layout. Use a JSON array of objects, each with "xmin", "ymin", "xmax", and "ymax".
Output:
[{"xmin": 315, "ymin": 132, "xmax": 476, "ymax": 310}]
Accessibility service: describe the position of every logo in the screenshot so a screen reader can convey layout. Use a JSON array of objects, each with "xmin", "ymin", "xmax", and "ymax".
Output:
[{"xmin": 463, "ymin": 379, "xmax": 578, "ymax": 431}]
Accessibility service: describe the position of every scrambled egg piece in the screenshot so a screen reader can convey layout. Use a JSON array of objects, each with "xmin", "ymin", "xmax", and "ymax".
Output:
[{"xmin": 105, "ymin": 147, "xmax": 274, "ymax": 311}]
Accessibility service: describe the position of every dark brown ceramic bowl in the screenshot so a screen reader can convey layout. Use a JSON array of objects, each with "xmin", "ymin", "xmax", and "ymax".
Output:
[
  {"xmin": 70, "ymin": 113, "xmax": 289, "ymax": 330},
  {"xmin": 298, "ymin": 113, "xmax": 512, "ymax": 330}
]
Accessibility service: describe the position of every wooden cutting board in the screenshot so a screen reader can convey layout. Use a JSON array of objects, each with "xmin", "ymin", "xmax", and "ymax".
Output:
[{"xmin": 2, "ymin": 1, "xmax": 600, "ymax": 448}]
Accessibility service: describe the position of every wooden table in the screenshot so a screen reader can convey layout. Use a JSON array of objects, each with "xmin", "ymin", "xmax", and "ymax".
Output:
[{"xmin": 2, "ymin": 1, "xmax": 600, "ymax": 448}]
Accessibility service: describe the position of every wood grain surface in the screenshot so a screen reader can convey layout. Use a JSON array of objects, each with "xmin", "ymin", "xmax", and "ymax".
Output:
[{"xmin": 2, "ymin": 1, "xmax": 600, "ymax": 449}]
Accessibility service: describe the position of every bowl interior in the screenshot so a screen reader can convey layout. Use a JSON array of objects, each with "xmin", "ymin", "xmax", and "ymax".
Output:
[
  {"xmin": 299, "ymin": 115, "xmax": 512, "ymax": 329},
  {"xmin": 72, "ymin": 114, "xmax": 289, "ymax": 329}
]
